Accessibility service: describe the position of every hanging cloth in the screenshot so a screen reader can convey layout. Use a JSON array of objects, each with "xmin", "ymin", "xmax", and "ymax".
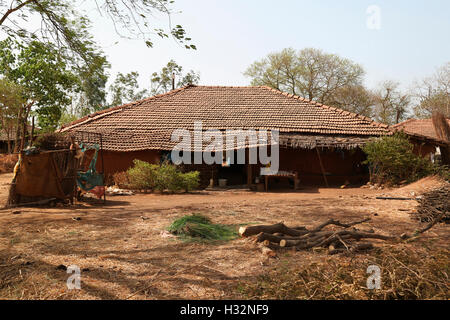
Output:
[{"xmin": 76, "ymin": 144, "xmax": 104, "ymax": 192}]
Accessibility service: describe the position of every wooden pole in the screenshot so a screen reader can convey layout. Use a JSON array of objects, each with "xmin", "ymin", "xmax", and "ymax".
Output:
[
  {"xmin": 30, "ymin": 116, "xmax": 35, "ymax": 147},
  {"xmin": 316, "ymin": 147, "xmax": 329, "ymax": 187},
  {"xmin": 247, "ymin": 163, "xmax": 252, "ymax": 187}
]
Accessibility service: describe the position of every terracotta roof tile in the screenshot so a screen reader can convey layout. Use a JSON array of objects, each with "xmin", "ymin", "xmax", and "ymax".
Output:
[
  {"xmin": 61, "ymin": 85, "xmax": 392, "ymax": 151},
  {"xmin": 392, "ymin": 118, "xmax": 450, "ymax": 142}
]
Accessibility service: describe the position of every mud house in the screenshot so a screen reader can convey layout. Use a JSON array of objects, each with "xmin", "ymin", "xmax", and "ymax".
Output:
[
  {"xmin": 393, "ymin": 118, "xmax": 450, "ymax": 160},
  {"xmin": 61, "ymin": 85, "xmax": 438, "ymax": 188}
]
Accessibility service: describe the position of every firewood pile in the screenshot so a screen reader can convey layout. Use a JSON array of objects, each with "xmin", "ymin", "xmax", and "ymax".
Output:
[
  {"xmin": 239, "ymin": 217, "xmax": 396, "ymax": 257},
  {"xmin": 412, "ymin": 184, "xmax": 450, "ymax": 223}
]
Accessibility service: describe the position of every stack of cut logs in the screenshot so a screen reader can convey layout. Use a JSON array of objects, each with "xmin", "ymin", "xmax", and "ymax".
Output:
[
  {"xmin": 413, "ymin": 184, "xmax": 449, "ymax": 223},
  {"xmin": 239, "ymin": 218, "xmax": 396, "ymax": 257}
]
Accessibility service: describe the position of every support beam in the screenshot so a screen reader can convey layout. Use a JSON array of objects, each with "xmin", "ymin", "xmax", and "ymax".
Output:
[
  {"xmin": 316, "ymin": 147, "xmax": 329, "ymax": 187},
  {"xmin": 247, "ymin": 163, "xmax": 252, "ymax": 187}
]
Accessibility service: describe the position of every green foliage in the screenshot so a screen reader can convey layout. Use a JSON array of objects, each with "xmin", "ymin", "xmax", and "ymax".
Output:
[
  {"xmin": 58, "ymin": 112, "xmax": 79, "ymax": 128},
  {"xmin": 0, "ymin": 38, "xmax": 78, "ymax": 131},
  {"xmin": 433, "ymin": 164, "xmax": 450, "ymax": 181},
  {"xmin": 0, "ymin": 1, "xmax": 195, "ymax": 59},
  {"xmin": 150, "ymin": 59, "xmax": 200, "ymax": 95},
  {"xmin": 154, "ymin": 161, "xmax": 182, "ymax": 191},
  {"xmin": 126, "ymin": 160, "xmax": 159, "ymax": 191},
  {"xmin": 181, "ymin": 171, "xmax": 201, "ymax": 192},
  {"xmin": 109, "ymin": 72, "xmax": 148, "ymax": 107},
  {"xmin": 0, "ymin": 0, "xmax": 196, "ymax": 120},
  {"xmin": 126, "ymin": 160, "xmax": 199, "ymax": 192},
  {"xmin": 168, "ymin": 214, "xmax": 238, "ymax": 242},
  {"xmin": 74, "ymin": 48, "xmax": 110, "ymax": 116},
  {"xmin": 167, "ymin": 214, "xmax": 212, "ymax": 233},
  {"xmin": 362, "ymin": 133, "xmax": 438, "ymax": 184}
]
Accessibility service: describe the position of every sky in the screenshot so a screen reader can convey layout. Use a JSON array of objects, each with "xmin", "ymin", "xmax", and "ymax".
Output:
[{"xmin": 85, "ymin": 0, "xmax": 450, "ymax": 94}]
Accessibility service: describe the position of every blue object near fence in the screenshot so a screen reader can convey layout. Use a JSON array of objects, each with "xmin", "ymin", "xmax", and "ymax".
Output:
[{"xmin": 77, "ymin": 144, "xmax": 104, "ymax": 192}]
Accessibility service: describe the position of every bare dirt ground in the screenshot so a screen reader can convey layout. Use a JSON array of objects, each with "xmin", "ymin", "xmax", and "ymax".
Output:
[{"xmin": 0, "ymin": 173, "xmax": 448, "ymax": 299}]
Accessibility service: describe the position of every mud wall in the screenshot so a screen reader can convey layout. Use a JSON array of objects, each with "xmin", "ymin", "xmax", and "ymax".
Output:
[
  {"xmin": 251, "ymin": 147, "xmax": 369, "ymax": 186},
  {"xmin": 91, "ymin": 147, "xmax": 369, "ymax": 187},
  {"xmin": 89, "ymin": 150, "xmax": 161, "ymax": 176}
]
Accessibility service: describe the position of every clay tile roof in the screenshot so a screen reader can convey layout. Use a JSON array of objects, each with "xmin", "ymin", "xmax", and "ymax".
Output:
[
  {"xmin": 61, "ymin": 85, "xmax": 391, "ymax": 151},
  {"xmin": 392, "ymin": 118, "xmax": 450, "ymax": 141}
]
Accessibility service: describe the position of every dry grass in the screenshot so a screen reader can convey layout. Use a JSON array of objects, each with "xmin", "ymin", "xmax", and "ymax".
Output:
[
  {"xmin": 0, "ymin": 173, "xmax": 448, "ymax": 300},
  {"xmin": 238, "ymin": 245, "xmax": 449, "ymax": 300}
]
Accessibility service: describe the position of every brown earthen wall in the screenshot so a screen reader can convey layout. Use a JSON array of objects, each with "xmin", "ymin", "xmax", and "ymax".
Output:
[
  {"xmin": 82, "ymin": 150, "xmax": 161, "ymax": 176},
  {"xmin": 278, "ymin": 147, "xmax": 368, "ymax": 186}
]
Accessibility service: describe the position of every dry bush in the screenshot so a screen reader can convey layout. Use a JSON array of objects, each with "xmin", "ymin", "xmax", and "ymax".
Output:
[
  {"xmin": 238, "ymin": 245, "xmax": 449, "ymax": 300},
  {"xmin": 34, "ymin": 132, "xmax": 72, "ymax": 151},
  {"xmin": 112, "ymin": 171, "xmax": 130, "ymax": 189},
  {"xmin": 0, "ymin": 153, "xmax": 18, "ymax": 173}
]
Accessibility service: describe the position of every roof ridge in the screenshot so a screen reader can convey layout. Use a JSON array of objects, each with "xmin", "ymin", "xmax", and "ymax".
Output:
[
  {"xmin": 392, "ymin": 118, "xmax": 419, "ymax": 128},
  {"xmin": 258, "ymin": 86, "xmax": 390, "ymax": 130}
]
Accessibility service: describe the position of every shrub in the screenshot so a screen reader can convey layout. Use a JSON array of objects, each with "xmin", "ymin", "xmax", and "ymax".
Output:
[
  {"xmin": 126, "ymin": 160, "xmax": 200, "ymax": 192},
  {"xmin": 433, "ymin": 164, "xmax": 450, "ymax": 181},
  {"xmin": 362, "ymin": 133, "xmax": 437, "ymax": 185},
  {"xmin": 126, "ymin": 159, "xmax": 158, "ymax": 191},
  {"xmin": 181, "ymin": 171, "xmax": 200, "ymax": 192},
  {"xmin": 155, "ymin": 161, "xmax": 182, "ymax": 192}
]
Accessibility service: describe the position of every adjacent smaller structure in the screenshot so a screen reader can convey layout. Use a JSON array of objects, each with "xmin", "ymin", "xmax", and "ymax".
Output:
[{"xmin": 393, "ymin": 117, "xmax": 450, "ymax": 160}]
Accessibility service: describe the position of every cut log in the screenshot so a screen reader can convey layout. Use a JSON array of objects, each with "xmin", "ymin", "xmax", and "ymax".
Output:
[
  {"xmin": 310, "ymin": 217, "xmax": 371, "ymax": 232},
  {"xmin": 256, "ymin": 232, "xmax": 283, "ymax": 244},
  {"xmin": 376, "ymin": 196, "xmax": 415, "ymax": 200},
  {"xmin": 255, "ymin": 232, "xmax": 305, "ymax": 244},
  {"xmin": 258, "ymin": 242, "xmax": 278, "ymax": 258},
  {"xmin": 239, "ymin": 223, "xmax": 308, "ymax": 237},
  {"xmin": 279, "ymin": 238, "xmax": 306, "ymax": 248},
  {"xmin": 242, "ymin": 218, "xmax": 398, "ymax": 255},
  {"xmin": 350, "ymin": 242, "xmax": 374, "ymax": 252}
]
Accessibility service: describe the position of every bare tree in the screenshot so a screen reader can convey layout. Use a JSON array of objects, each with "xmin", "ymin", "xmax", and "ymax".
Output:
[
  {"xmin": 244, "ymin": 48, "xmax": 365, "ymax": 104},
  {"xmin": 0, "ymin": 78, "xmax": 26, "ymax": 153},
  {"xmin": 414, "ymin": 62, "xmax": 450, "ymax": 118},
  {"xmin": 327, "ymin": 85, "xmax": 375, "ymax": 118},
  {"xmin": 373, "ymin": 80, "xmax": 410, "ymax": 125}
]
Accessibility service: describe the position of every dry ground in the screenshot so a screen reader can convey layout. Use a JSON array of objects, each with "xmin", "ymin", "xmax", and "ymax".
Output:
[{"xmin": 0, "ymin": 173, "xmax": 448, "ymax": 299}]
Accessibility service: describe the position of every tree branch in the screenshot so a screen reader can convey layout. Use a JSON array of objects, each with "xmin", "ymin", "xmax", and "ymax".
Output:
[{"xmin": 0, "ymin": 0, "xmax": 36, "ymax": 26}]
